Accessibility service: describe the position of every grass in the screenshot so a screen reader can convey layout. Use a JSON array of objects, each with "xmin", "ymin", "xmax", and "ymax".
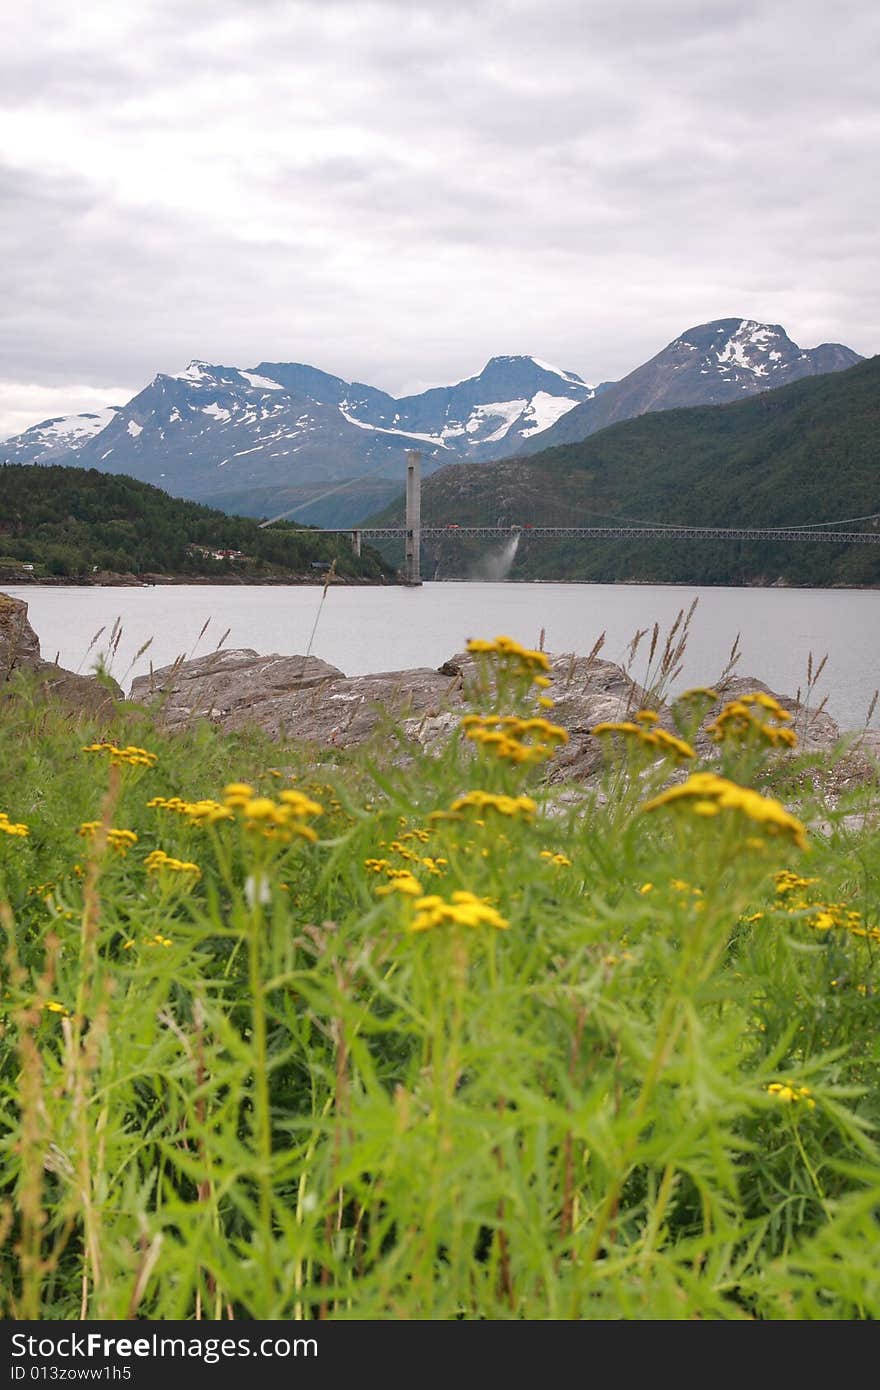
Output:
[{"xmin": 1, "ymin": 633, "xmax": 879, "ymax": 1321}]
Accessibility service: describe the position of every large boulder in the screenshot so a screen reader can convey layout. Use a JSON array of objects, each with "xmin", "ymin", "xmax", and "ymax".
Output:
[
  {"xmin": 0, "ymin": 592, "xmax": 41, "ymax": 674},
  {"xmin": 129, "ymin": 649, "xmax": 347, "ymax": 733},
  {"xmin": 703, "ymin": 674, "xmax": 840, "ymax": 751},
  {"xmin": 0, "ymin": 592, "xmax": 122, "ymax": 716},
  {"xmin": 128, "ymin": 645, "xmax": 655, "ymax": 769}
]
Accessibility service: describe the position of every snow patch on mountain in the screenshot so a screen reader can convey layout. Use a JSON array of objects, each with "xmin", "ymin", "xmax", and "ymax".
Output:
[
  {"xmin": 338, "ymin": 407, "xmax": 452, "ymax": 448},
  {"xmin": 238, "ymin": 370, "xmax": 284, "ymax": 391},
  {"xmin": 201, "ymin": 403, "xmax": 232, "ymax": 422},
  {"xmin": 520, "ymin": 392, "xmax": 582, "ymax": 435},
  {"xmin": 39, "ymin": 407, "xmax": 118, "ymax": 441},
  {"xmin": 528, "ymin": 357, "xmax": 590, "ymax": 386},
  {"xmin": 463, "ymin": 400, "xmax": 526, "ymax": 442},
  {"xmin": 0, "ymin": 406, "xmax": 121, "ymax": 464},
  {"xmin": 174, "ymin": 362, "xmax": 213, "ymax": 383}
]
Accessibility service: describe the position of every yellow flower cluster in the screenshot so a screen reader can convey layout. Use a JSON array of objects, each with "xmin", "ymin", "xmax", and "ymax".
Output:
[
  {"xmin": 145, "ymin": 849, "xmax": 201, "ymax": 878},
  {"xmin": 365, "ymin": 857, "xmax": 391, "ymax": 874},
  {"xmin": 0, "ymin": 811, "xmax": 29, "ymax": 838},
  {"xmin": 808, "ymin": 902, "xmax": 880, "ymax": 943},
  {"xmin": 410, "ymin": 889, "xmax": 510, "ymax": 933},
  {"xmin": 467, "ymin": 635, "xmax": 551, "ymax": 678},
  {"xmin": 767, "ymin": 1082, "xmax": 816, "ymax": 1110},
  {"xmin": 148, "ymin": 785, "xmax": 324, "ymax": 843},
  {"xmin": 462, "ymin": 713, "xmax": 568, "ymax": 764},
  {"xmin": 221, "ymin": 783, "xmax": 324, "ymax": 842},
  {"xmin": 447, "ymin": 790, "xmax": 537, "ymax": 820},
  {"xmin": 770, "ymin": 872, "xmax": 879, "ymax": 943},
  {"xmin": 676, "ymin": 687, "xmax": 719, "ymax": 704},
  {"xmin": 375, "ymin": 871, "xmax": 424, "ymax": 898},
  {"xmin": 382, "ymin": 837, "xmax": 427, "ymax": 863},
  {"xmin": 370, "ymin": 828, "xmax": 448, "ymax": 878},
  {"xmin": 540, "ymin": 850, "xmax": 572, "ymax": 867},
  {"xmin": 82, "ymin": 742, "xmax": 158, "ymax": 767},
  {"xmin": 706, "ymin": 692, "xmax": 797, "ymax": 749},
  {"xmin": 78, "ymin": 822, "xmax": 138, "ymax": 855},
  {"xmin": 775, "ymin": 870, "xmax": 819, "ymax": 897},
  {"xmin": 641, "ymin": 772, "xmax": 808, "ymax": 850},
  {"xmin": 592, "ymin": 712, "xmax": 696, "ymax": 761},
  {"xmin": 147, "ymin": 795, "xmax": 233, "ymax": 824},
  {"xmin": 124, "ymin": 933, "xmax": 173, "ymax": 950},
  {"xmin": 640, "ymin": 877, "xmax": 704, "ymax": 906},
  {"xmin": 42, "ymin": 999, "xmax": 69, "ymax": 1016}
]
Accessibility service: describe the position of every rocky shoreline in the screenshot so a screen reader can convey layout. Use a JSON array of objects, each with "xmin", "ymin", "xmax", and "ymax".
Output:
[
  {"xmin": 0, "ymin": 571, "xmax": 397, "ymax": 588},
  {"xmin": 3, "ymin": 590, "xmax": 878, "ymax": 794}
]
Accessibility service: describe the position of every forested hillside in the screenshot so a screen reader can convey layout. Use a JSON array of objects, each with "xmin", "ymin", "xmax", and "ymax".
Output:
[
  {"xmin": 376, "ymin": 355, "xmax": 880, "ymax": 586},
  {"xmin": 0, "ymin": 465, "xmax": 392, "ymax": 582}
]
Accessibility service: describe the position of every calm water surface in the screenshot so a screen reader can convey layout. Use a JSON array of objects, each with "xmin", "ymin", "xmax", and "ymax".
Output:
[{"xmin": 6, "ymin": 581, "xmax": 880, "ymax": 731}]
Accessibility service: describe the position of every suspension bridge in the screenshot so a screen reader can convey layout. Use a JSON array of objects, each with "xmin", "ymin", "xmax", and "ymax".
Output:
[{"xmin": 263, "ymin": 449, "xmax": 880, "ymax": 585}]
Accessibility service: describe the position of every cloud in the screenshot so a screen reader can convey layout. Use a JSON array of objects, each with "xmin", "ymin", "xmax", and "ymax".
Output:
[
  {"xmin": 0, "ymin": 0, "xmax": 877, "ymax": 435},
  {"xmin": 0, "ymin": 381, "xmax": 131, "ymax": 439}
]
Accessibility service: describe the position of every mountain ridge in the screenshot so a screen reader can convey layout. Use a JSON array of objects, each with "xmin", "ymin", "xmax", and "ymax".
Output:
[
  {"xmin": 371, "ymin": 353, "xmax": 880, "ymax": 588},
  {"xmin": 1, "ymin": 320, "xmax": 864, "ymax": 527}
]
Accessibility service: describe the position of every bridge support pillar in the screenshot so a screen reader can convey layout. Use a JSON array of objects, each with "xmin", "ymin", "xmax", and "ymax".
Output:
[
  {"xmin": 350, "ymin": 529, "xmax": 361, "ymax": 557},
  {"xmin": 404, "ymin": 448, "xmax": 422, "ymax": 586}
]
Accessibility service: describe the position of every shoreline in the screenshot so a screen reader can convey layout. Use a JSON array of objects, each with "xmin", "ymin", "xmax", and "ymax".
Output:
[
  {"xmin": 0, "ymin": 571, "xmax": 402, "ymax": 588},
  {"xmin": 4, "ymin": 572, "xmax": 880, "ymax": 592}
]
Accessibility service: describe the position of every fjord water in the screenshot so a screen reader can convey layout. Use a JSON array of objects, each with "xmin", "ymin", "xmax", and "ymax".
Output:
[{"xmin": 6, "ymin": 581, "xmax": 880, "ymax": 732}]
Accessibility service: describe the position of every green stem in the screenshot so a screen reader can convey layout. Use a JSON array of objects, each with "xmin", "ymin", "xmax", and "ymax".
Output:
[{"xmin": 248, "ymin": 901, "xmax": 274, "ymax": 1314}]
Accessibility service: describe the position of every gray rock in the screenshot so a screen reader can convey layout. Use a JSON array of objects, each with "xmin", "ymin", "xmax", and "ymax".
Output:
[
  {"xmin": 699, "ymin": 674, "xmax": 840, "ymax": 752},
  {"xmin": 128, "ymin": 645, "xmax": 654, "ymax": 768},
  {"xmin": 0, "ymin": 592, "xmax": 41, "ymax": 674},
  {"xmin": 129, "ymin": 649, "xmax": 347, "ymax": 733},
  {"xmin": 0, "ymin": 591, "xmax": 122, "ymax": 715}
]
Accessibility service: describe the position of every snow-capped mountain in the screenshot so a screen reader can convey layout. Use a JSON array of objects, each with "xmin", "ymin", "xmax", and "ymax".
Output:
[
  {"xmin": 346, "ymin": 355, "xmax": 595, "ymax": 453},
  {"xmin": 516, "ymin": 319, "xmax": 862, "ymax": 454},
  {"xmin": 1, "ymin": 406, "xmax": 121, "ymax": 463},
  {"xmin": 1, "ymin": 355, "xmax": 594, "ymax": 520},
  {"xmin": 0, "ymin": 322, "xmax": 862, "ymax": 526}
]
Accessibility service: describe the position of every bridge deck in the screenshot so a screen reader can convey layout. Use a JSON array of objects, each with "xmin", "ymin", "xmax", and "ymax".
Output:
[{"xmin": 304, "ymin": 525, "xmax": 880, "ymax": 544}]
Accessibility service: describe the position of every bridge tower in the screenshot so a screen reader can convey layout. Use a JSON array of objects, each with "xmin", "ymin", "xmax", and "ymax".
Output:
[{"xmin": 404, "ymin": 448, "xmax": 422, "ymax": 586}]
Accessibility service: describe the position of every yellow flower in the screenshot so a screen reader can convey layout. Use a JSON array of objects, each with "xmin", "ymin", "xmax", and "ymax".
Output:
[
  {"xmin": 638, "ymin": 882, "xmax": 654, "ymax": 894},
  {"xmin": 183, "ymin": 785, "xmax": 329, "ymax": 841},
  {"xmin": 449, "ymin": 790, "xmax": 537, "ymax": 820},
  {"xmin": 42, "ymin": 999, "xmax": 69, "ymax": 1016},
  {"xmin": 145, "ymin": 849, "xmax": 201, "ymax": 878},
  {"xmin": 641, "ymin": 772, "xmax": 808, "ymax": 850},
  {"xmin": 277, "ymin": 789, "xmax": 324, "ymax": 818},
  {"xmin": 540, "ymin": 851, "xmax": 572, "ymax": 868},
  {"xmin": 0, "ymin": 811, "xmax": 29, "ymax": 837},
  {"xmin": 376, "ymin": 873, "xmax": 423, "ymax": 898},
  {"xmin": 591, "ymin": 720, "xmax": 695, "ymax": 761},
  {"xmin": 462, "ymin": 713, "xmax": 568, "ymax": 765},
  {"xmin": 466, "ymin": 635, "xmax": 551, "ymax": 676},
  {"xmin": 706, "ymin": 694, "xmax": 796, "ymax": 749},
  {"xmin": 364, "ymin": 857, "xmax": 391, "ymax": 874},
  {"xmin": 767, "ymin": 1082, "xmax": 816, "ymax": 1110},
  {"xmin": 77, "ymin": 823, "xmax": 138, "ymax": 855},
  {"xmin": 410, "ymin": 889, "xmax": 509, "ymax": 933},
  {"xmin": 774, "ymin": 870, "xmax": 818, "ymax": 896},
  {"xmin": 82, "ymin": 742, "xmax": 157, "ymax": 768},
  {"xmin": 223, "ymin": 782, "xmax": 255, "ymax": 807}
]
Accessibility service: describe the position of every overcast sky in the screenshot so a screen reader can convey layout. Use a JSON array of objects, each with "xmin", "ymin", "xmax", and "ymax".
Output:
[{"xmin": 1, "ymin": 0, "xmax": 878, "ymax": 436}]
